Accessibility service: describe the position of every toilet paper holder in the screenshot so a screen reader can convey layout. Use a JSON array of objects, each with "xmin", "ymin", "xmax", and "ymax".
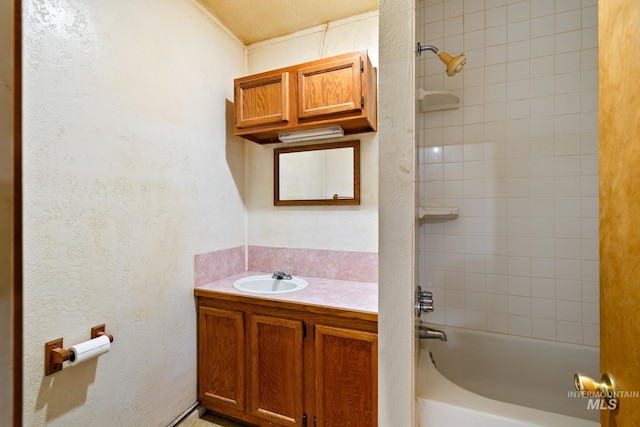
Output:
[{"xmin": 45, "ymin": 324, "xmax": 114, "ymax": 376}]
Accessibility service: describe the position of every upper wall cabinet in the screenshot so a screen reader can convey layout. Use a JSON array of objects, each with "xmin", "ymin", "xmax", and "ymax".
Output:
[
  {"xmin": 234, "ymin": 50, "xmax": 377, "ymax": 144},
  {"xmin": 235, "ymin": 72, "xmax": 290, "ymax": 129}
]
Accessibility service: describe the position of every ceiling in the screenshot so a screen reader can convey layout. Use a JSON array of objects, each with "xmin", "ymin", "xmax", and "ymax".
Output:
[{"xmin": 196, "ymin": 0, "xmax": 379, "ymax": 45}]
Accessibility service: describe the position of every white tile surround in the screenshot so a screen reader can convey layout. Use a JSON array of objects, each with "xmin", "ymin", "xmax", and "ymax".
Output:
[{"xmin": 416, "ymin": 0, "xmax": 598, "ymax": 346}]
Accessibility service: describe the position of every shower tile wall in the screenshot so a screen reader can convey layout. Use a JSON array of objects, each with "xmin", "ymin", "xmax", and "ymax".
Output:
[{"xmin": 416, "ymin": 0, "xmax": 598, "ymax": 346}]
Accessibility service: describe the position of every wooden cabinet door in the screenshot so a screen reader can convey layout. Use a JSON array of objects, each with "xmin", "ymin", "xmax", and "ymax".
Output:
[
  {"xmin": 297, "ymin": 53, "xmax": 363, "ymax": 120},
  {"xmin": 235, "ymin": 72, "xmax": 290, "ymax": 128},
  {"xmin": 198, "ymin": 306, "xmax": 245, "ymax": 413},
  {"xmin": 314, "ymin": 325, "xmax": 377, "ymax": 427},
  {"xmin": 249, "ymin": 314, "xmax": 304, "ymax": 426}
]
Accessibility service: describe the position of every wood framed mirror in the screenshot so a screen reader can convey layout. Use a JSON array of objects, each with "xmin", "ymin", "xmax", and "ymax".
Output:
[{"xmin": 274, "ymin": 140, "xmax": 360, "ymax": 206}]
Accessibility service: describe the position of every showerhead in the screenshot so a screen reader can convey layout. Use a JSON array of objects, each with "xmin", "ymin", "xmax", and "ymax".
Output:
[
  {"xmin": 437, "ymin": 51, "xmax": 467, "ymax": 77},
  {"xmin": 416, "ymin": 43, "xmax": 467, "ymax": 77}
]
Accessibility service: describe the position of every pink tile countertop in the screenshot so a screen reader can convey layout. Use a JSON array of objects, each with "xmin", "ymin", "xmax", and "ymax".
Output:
[{"xmin": 194, "ymin": 271, "xmax": 378, "ymax": 315}]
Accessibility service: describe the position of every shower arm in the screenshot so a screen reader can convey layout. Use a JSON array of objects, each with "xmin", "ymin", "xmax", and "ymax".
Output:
[
  {"xmin": 416, "ymin": 43, "xmax": 439, "ymax": 56},
  {"xmin": 416, "ymin": 43, "xmax": 467, "ymax": 77}
]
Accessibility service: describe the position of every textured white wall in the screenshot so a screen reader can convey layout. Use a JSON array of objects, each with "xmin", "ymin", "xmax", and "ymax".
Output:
[
  {"xmin": 378, "ymin": 0, "xmax": 416, "ymax": 425},
  {"xmin": 0, "ymin": 0, "xmax": 13, "ymax": 424},
  {"xmin": 22, "ymin": 0, "xmax": 245, "ymax": 425},
  {"xmin": 244, "ymin": 12, "xmax": 379, "ymax": 253}
]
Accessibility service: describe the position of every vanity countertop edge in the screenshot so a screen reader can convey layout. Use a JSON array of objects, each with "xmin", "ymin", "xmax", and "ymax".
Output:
[{"xmin": 194, "ymin": 271, "xmax": 378, "ymax": 322}]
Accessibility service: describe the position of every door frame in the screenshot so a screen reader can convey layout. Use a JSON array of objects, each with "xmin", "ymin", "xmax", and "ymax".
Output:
[
  {"xmin": 11, "ymin": 0, "xmax": 23, "ymax": 425},
  {"xmin": 598, "ymin": 0, "xmax": 640, "ymax": 424}
]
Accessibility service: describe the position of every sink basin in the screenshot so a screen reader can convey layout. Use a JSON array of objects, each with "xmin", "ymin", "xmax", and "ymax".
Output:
[{"xmin": 233, "ymin": 275, "xmax": 308, "ymax": 294}]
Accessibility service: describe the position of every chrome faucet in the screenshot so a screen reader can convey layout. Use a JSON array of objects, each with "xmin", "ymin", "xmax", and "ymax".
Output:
[
  {"xmin": 272, "ymin": 267, "xmax": 292, "ymax": 280},
  {"xmin": 419, "ymin": 325, "xmax": 447, "ymax": 341}
]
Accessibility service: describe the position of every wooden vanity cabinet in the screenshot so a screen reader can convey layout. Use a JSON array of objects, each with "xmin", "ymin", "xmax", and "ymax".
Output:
[
  {"xmin": 249, "ymin": 314, "xmax": 304, "ymax": 426},
  {"xmin": 196, "ymin": 294, "xmax": 378, "ymax": 427},
  {"xmin": 233, "ymin": 50, "xmax": 377, "ymax": 144},
  {"xmin": 197, "ymin": 306, "xmax": 246, "ymax": 415},
  {"xmin": 314, "ymin": 325, "xmax": 377, "ymax": 427}
]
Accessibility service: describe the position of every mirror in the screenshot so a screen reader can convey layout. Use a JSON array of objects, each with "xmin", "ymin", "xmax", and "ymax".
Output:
[{"xmin": 274, "ymin": 140, "xmax": 360, "ymax": 206}]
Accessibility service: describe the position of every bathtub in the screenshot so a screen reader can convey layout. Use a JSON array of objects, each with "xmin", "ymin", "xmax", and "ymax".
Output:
[{"xmin": 417, "ymin": 324, "xmax": 600, "ymax": 427}]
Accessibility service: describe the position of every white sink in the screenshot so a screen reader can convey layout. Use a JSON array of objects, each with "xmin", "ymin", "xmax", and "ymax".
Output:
[{"xmin": 233, "ymin": 275, "xmax": 308, "ymax": 294}]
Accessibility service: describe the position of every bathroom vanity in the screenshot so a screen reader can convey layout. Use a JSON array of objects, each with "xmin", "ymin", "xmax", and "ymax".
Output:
[{"xmin": 195, "ymin": 272, "xmax": 378, "ymax": 427}]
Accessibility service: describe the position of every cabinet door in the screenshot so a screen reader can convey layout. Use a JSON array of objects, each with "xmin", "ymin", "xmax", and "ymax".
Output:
[
  {"xmin": 198, "ymin": 306, "xmax": 245, "ymax": 413},
  {"xmin": 235, "ymin": 72, "xmax": 290, "ymax": 128},
  {"xmin": 297, "ymin": 53, "xmax": 363, "ymax": 120},
  {"xmin": 249, "ymin": 314, "xmax": 304, "ymax": 426},
  {"xmin": 315, "ymin": 325, "xmax": 378, "ymax": 427}
]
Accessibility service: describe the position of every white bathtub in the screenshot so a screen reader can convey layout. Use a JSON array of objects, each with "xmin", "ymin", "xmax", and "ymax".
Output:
[{"xmin": 417, "ymin": 324, "xmax": 600, "ymax": 427}]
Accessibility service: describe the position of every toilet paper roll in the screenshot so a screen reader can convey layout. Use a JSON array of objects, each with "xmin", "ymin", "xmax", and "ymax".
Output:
[{"xmin": 68, "ymin": 335, "xmax": 111, "ymax": 366}]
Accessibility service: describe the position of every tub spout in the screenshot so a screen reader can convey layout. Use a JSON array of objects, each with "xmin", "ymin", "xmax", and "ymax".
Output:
[{"xmin": 419, "ymin": 325, "xmax": 447, "ymax": 341}]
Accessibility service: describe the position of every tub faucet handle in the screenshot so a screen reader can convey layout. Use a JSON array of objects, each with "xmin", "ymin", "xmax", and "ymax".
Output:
[
  {"xmin": 415, "ymin": 286, "xmax": 435, "ymax": 316},
  {"xmin": 419, "ymin": 287, "xmax": 434, "ymax": 312},
  {"xmin": 421, "ymin": 295, "xmax": 434, "ymax": 310}
]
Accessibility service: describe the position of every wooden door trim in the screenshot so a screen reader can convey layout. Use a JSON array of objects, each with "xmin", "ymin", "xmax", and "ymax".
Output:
[
  {"xmin": 599, "ymin": 1, "xmax": 640, "ymax": 424},
  {"xmin": 12, "ymin": 0, "xmax": 23, "ymax": 425}
]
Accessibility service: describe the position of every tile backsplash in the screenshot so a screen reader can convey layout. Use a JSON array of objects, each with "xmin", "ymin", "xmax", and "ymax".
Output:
[
  {"xmin": 195, "ymin": 246, "xmax": 378, "ymax": 286},
  {"xmin": 416, "ymin": 0, "xmax": 598, "ymax": 346},
  {"xmin": 194, "ymin": 246, "xmax": 245, "ymax": 286},
  {"xmin": 248, "ymin": 246, "xmax": 378, "ymax": 283}
]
